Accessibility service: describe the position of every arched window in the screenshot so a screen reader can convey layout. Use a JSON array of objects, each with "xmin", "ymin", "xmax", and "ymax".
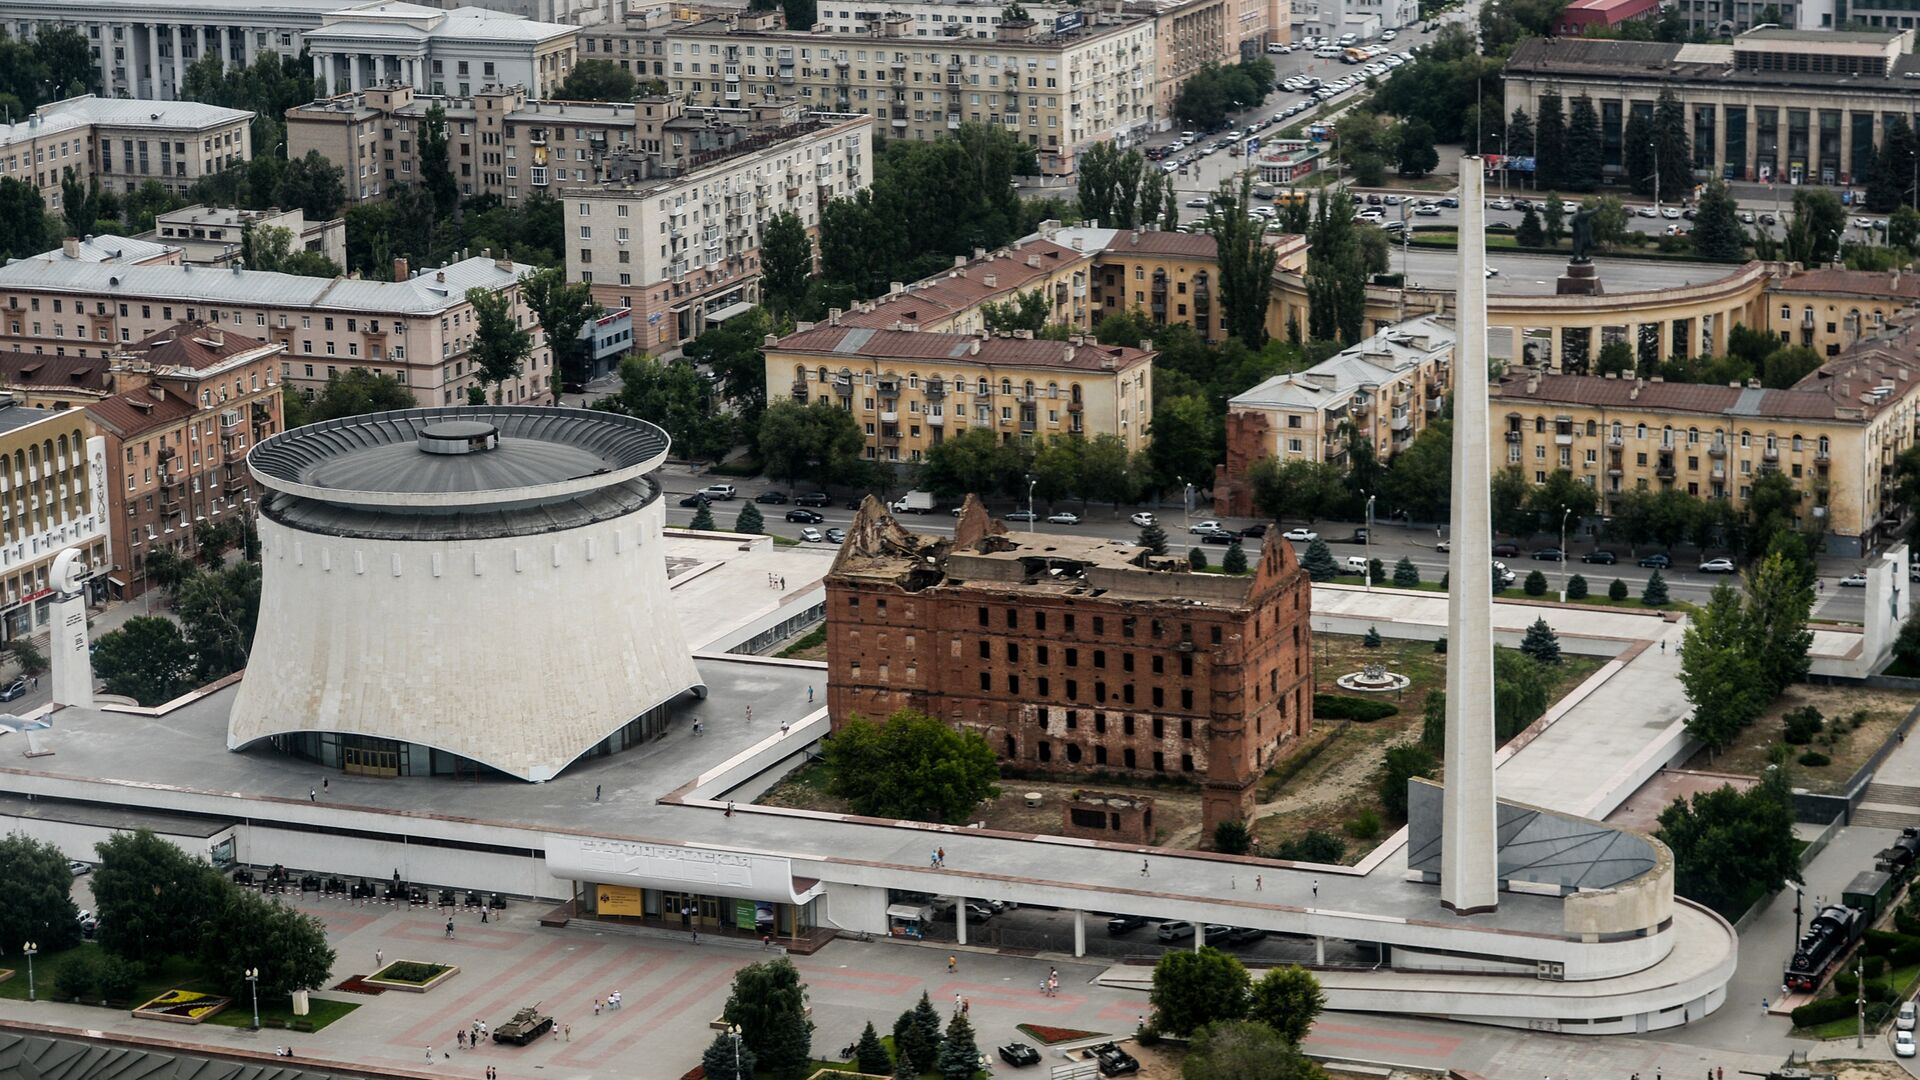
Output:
[
  {"xmin": 1585, "ymin": 420, "xmax": 1596, "ymax": 436},
  {"xmin": 1071, "ymin": 383, "xmax": 1083, "ymax": 403},
  {"xmin": 977, "ymin": 377, "xmax": 989, "ymax": 395},
  {"xmin": 1047, "ymin": 382, "xmax": 1059, "ymax": 398},
  {"xmin": 1000, "ymin": 378, "xmax": 1012, "ymax": 396}
]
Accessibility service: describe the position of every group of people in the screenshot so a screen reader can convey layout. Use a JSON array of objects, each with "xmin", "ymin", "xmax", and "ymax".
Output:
[
  {"xmin": 928, "ymin": 846, "xmax": 947, "ymax": 868},
  {"xmin": 1040, "ymin": 967, "xmax": 1060, "ymax": 997}
]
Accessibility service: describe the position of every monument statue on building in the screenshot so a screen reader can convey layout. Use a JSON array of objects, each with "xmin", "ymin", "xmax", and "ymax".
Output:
[
  {"xmin": 1570, "ymin": 207, "xmax": 1595, "ymax": 264},
  {"xmin": 1558, "ymin": 206, "xmax": 1604, "ymax": 296}
]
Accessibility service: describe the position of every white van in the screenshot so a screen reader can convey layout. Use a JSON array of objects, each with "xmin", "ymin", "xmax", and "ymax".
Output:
[
  {"xmin": 1314, "ymin": 46, "xmax": 1342, "ymax": 57},
  {"xmin": 1344, "ymin": 555, "xmax": 1370, "ymax": 573}
]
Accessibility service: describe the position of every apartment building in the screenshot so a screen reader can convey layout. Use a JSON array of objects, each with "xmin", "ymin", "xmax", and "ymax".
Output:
[
  {"xmin": 1766, "ymin": 269, "xmax": 1920, "ymax": 357},
  {"xmin": 0, "ymin": 249, "xmax": 553, "ymax": 407},
  {"xmin": 562, "ymin": 101, "xmax": 873, "ymax": 351},
  {"xmin": 1215, "ymin": 315, "xmax": 1453, "ymax": 515},
  {"xmin": 1489, "ymin": 319, "xmax": 1920, "ymax": 557},
  {"xmin": 306, "ymin": 1, "xmax": 580, "ymax": 98},
  {"xmin": 657, "ymin": 9, "xmax": 1156, "ymax": 174},
  {"xmin": 83, "ymin": 322, "xmax": 284, "ymax": 598},
  {"xmin": 826, "ymin": 496, "xmax": 1315, "ymax": 836},
  {"xmin": 0, "ymin": 95, "xmax": 251, "ymax": 210},
  {"xmin": 766, "ymin": 321, "xmax": 1156, "ymax": 464},
  {"xmin": 137, "ymin": 204, "xmax": 349, "ymax": 269},
  {"xmin": 0, "ymin": 399, "xmax": 109, "ymax": 639}
]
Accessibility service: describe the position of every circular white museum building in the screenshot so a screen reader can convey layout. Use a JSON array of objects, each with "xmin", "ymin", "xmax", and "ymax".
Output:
[{"xmin": 227, "ymin": 406, "xmax": 705, "ymax": 781}]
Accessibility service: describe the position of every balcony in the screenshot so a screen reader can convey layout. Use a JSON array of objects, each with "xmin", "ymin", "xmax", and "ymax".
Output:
[
  {"xmin": 1607, "ymin": 435, "xmax": 1624, "ymax": 448},
  {"xmin": 927, "ymin": 413, "xmax": 944, "ymax": 426},
  {"xmin": 1066, "ymin": 399, "xmax": 1082, "ymax": 412},
  {"xmin": 1425, "ymin": 396, "xmax": 1442, "ymax": 413},
  {"xmin": 924, "ymin": 378, "xmax": 946, "ymax": 398},
  {"xmin": 1020, "ymin": 419, "xmax": 1037, "ymax": 434},
  {"xmin": 878, "ymin": 427, "xmax": 901, "ymax": 443},
  {"xmin": 1390, "ymin": 413, "xmax": 1411, "ymax": 432},
  {"xmin": 791, "ymin": 378, "xmax": 809, "ymax": 399},
  {"xmin": 833, "ymin": 376, "xmax": 854, "ymax": 396},
  {"xmin": 1504, "ymin": 431, "xmax": 1522, "ymax": 443},
  {"xmin": 1554, "ymin": 432, "xmax": 1573, "ymax": 445},
  {"xmin": 1707, "ymin": 442, "xmax": 1727, "ymax": 458},
  {"xmin": 1763, "ymin": 445, "xmax": 1779, "ymax": 462},
  {"xmin": 880, "ymin": 410, "xmax": 898, "ymax": 424},
  {"xmin": 1655, "ymin": 464, "xmax": 1677, "ymax": 481},
  {"xmin": 1815, "ymin": 447, "xmax": 1830, "ymax": 468}
]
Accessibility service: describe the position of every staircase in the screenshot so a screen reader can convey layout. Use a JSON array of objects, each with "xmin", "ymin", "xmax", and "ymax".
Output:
[{"xmin": 1852, "ymin": 782, "xmax": 1920, "ymax": 830}]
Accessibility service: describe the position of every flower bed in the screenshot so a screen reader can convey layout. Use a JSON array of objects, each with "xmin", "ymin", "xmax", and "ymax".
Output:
[
  {"xmin": 362, "ymin": 961, "xmax": 459, "ymax": 993},
  {"xmin": 331, "ymin": 974, "xmax": 387, "ymax": 996},
  {"xmin": 1017, "ymin": 1023, "xmax": 1101, "ymax": 1044},
  {"xmin": 132, "ymin": 989, "xmax": 231, "ymax": 1025}
]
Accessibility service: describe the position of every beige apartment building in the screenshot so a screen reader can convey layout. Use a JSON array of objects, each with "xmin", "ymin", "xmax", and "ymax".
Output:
[
  {"xmin": 0, "ymin": 95, "xmax": 252, "ymax": 210},
  {"xmin": 564, "ymin": 102, "xmax": 873, "ymax": 352},
  {"xmin": 0, "ymin": 249, "xmax": 553, "ymax": 408},
  {"xmin": 0, "ymin": 400, "xmax": 110, "ymax": 640},
  {"xmin": 658, "ymin": 9, "xmax": 1157, "ymax": 174},
  {"xmin": 765, "ymin": 321, "xmax": 1156, "ymax": 464},
  {"xmin": 138, "ymin": 204, "xmax": 349, "ymax": 269}
]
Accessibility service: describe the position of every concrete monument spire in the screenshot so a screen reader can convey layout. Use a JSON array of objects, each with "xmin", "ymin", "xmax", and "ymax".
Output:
[{"xmin": 1440, "ymin": 161, "xmax": 1499, "ymax": 916}]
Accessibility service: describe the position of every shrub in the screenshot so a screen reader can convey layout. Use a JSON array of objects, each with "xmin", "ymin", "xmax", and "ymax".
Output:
[
  {"xmin": 54, "ymin": 952, "xmax": 99, "ymax": 1002},
  {"xmin": 1344, "ymin": 808, "xmax": 1382, "ymax": 840},
  {"xmin": 95, "ymin": 955, "xmax": 141, "ymax": 1003},
  {"xmin": 1313, "ymin": 693, "xmax": 1400, "ymax": 721},
  {"xmin": 1791, "ymin": 996, "xmax": 1857, "ymax": 1027},
  {"xmin": 1433, "ymin": 636, "xmax": 1447, "ymax": 653},
  {"xmin": 1136, "ymin": 1023, "xmax": 1161, "ymax": 1047},
  {"xmin": 1270, "ymin": 829, "xmax": 1346, "ymax": 863},
  {"xmin": 1189, "ymin": 548, "xmax": 1209, "ymax": 571},
  {"xmin": 1566, "ymin": 573, "xmax": 1589, "ymax": 599},
  {"xmin": 1368, "ymin": 557, "xmax": 1386, "ymax": 584},
  {"xmin": 1213, "ymin": 820, "xmax": 1252, "ymax": 854},
  {"xmin": 1783, "ymin": 706, "xmax": 1825, "ymax": 745},
  {"xmin": 1439, "ymin": 572, "xmax": 1449, "ymax": 591},
  {"xmin": 1392, "ymin": 556, "xmax": 1420, "ymax": 587},
  {"xmin": 1642, "ymin": 570, "xmax": 1669, "ymax": 606},
  {"xmin": 1609, "ymin": 578, "xmax": 1629, "ymax": 601},
  {"xmin": 1222, "ymin": 541, "xmax": 1249, "ymax": 574},
  {"xmin": 734, "ymin": 502, "xmax": 765, "ymax": 534},
  {"xmin": 1797, "ymin": 750, "xmax": 1831, "ymax": 767},
  {"xmin": 1523, "ymin": 569, "xmax": 1548, "ymax": 596},
  {"xmin": 1363, "ymin": 625, "xmax": 1383, "ymax": 648}
]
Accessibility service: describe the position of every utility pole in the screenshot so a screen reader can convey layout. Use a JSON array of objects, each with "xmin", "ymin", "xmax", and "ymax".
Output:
[{"xmin": 1857, "ymin": 955, "xmax": 1867, "ymax": 1049}]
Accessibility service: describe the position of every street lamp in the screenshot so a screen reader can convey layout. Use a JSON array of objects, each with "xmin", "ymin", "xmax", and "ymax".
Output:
[
  {"xmin": 1557, "ymin": 506, "xmax": 1571, "ymax": 601},
  {"xmin": 245, "ymin": 967, "xmax": 260, "ymax": 1030},
  {"xmin": 1177, "ymin": 476, "xmax": 1190, "ymax": 554},
  {"xmin": 727, "ymin": 1023, "xmax": 745, "ymax": 1075},
  {"xmin": 21, "ymin": 941, "xmax": 36, "ymax": 1002},
  {"xmin": 1025, "ymin": 473, "xmax": 1037, "ymax": 534},
  {"xmin": 1649, "ymin": 139, "xmax": 1660, "ymax": 214},
  {"xmin": 1362, "ymin": 493, "xmax": 1376, "ymax": 592},
  {"xmin": 1857, "ymin": 955, "xmax": 1866, "ymax": 1048}
]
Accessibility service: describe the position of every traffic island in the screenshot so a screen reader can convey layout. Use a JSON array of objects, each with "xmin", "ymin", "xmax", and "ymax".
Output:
[{"xmin": 362, "ymin": 961, "xmax": 459, "ymax": 993}]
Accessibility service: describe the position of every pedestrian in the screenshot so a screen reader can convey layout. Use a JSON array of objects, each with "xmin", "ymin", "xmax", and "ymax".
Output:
[
  {"xmin": 726, "ymin": 801, "xmax": 735, "ymax": 817},
  {"xmin": 746, "ymin": 705, "xmax": 753, "ymax": 724},
  {"xmin": 1231, "ymin": 877, "xmax": 1237, "ymax": 890},
  {"xmin": 808, "ymin": 686, "xmax": 815, "ymax": 703},
  {"xmin": 692, "ymin": 928, "xmax": 699, "ymax": 944},
  {"xmin": 595, "ymin": 783, "xmax": 601, "ymax": 801},
  {"xmin": 310, "ymin": 787, "xmax": 317, "ymax": 802},
  {"xmin": 937, "ymin": 847, "xmax": 946, "ymax": 866},
  {"xmin": 781, "ymin": 720, "xmax": 790, "ymax": 737},
  {"xmin": 458, "ymin": 1030, "xmax": 466, "ymax": 1049},
  {"xmin": 594, "ymin": 998, "xmax": 602, "ymax": 1016},
  {"xmin": 1312, "ymin": 878, "xmax": 1319, "ymax": 900},
  {"xmin": 954, "ymin": 992, "xmax": 963, "ymax": 1011},
  {"xmin": 1660, "ymin": 640, "xmax": 1666, "ymax": 653},
  {"xmin": 481, "ymin": 907, "xmax": 489, "ymax": 923},
  {"xmin": 931, "ymin": 851, "xmax": 939, "ymax": 868},
  {"xmin": 1141, "ymin": 858, "xmax": 1152, "ymax": 877},
  {"xmin": 322, "ymin": 778, "xmax": 329, "ymax": 793},
  {"xmin": 375, "ymin": 948, "xmax": 384, "ymax": 967},
  {"xmin": 962, "ymin": 997, "xmax": 970, "ymax": 1016},
  {"xmin": 446, "ymin": 918, "xmax": 455, "ymax": 938},
  {"xmin": 1255, "ymin": 875, "xmax": 1263, "ymax": 891},
  {"xmin": 565, "ymin": 1024, "xmax": 571, "ymax": 1042},
  {"xmin": 948, "ymin": 955, "xmax": 957, "ymax": 974},
  {"xmin": 426, "ymin": 1047, "xmax": 434, "ymax": 1063}
]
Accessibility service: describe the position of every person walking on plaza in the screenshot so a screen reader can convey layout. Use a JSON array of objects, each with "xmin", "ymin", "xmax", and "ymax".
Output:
[
  {"xmin": 446, "ymin": 918, "xmax": 455, "ymax": 938},
  {"xmin": 948, "ymin": 954, "xmax": 957, "ymax": 974},
  {"xmin": 375, "ymin": 948, "xmax": 383, "ymax": 968},
  {"xmin": 425, "ymin": 1047, "xmax": 434, "ymax": 1063}
]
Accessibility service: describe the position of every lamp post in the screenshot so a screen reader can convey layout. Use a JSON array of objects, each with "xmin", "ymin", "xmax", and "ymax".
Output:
[
  {"xmin": 22, "ymin": 941, "xmax": 36, "ymax": 1002},
  {"xmin": 1650, "ymin": 139, "xmax": 1660, "ymax": 215},
  {"xmin": 1025, "ymin": 473, "xmax": 1036, "ymax": 534},
  {"xmin": 1363, "ymin": 493, "xmax": 1376, "ymax": 592},
  {"xmin": 1558, "ymin": 506, "xmax": 1571, "ymax": 601},
  {"xmin": 1857, "ymin": 955, "xmax": 1866, "ymax": 1048},
  {"xmin": 1178, "ymin": 476, "xmax": 1190, "ymax": 554},
  {"xmin": 727, "ymin": 1023, "xmax": 745, "ymax": 1077},
  {"xmin": 245, "ymin": 967, "xmax": 260, "ymax": 1030}
]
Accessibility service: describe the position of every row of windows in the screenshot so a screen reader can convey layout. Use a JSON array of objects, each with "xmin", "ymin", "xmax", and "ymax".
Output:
[{"xmin": 1514, "ymin": 415, "xmax": 1830, "ymax": 452}]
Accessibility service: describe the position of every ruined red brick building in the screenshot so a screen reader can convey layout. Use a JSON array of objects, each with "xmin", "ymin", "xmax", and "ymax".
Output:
[{"xmin": 825, "ymin": 496, "xmax": 1314, "ymax": 837}]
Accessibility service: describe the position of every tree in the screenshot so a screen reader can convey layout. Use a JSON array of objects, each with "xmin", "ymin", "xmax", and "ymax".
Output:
[
  {"xmin": 980, "ymin": 288, "xmax": 1053, "ymax": 334},
  {"xmin": 722, "ymin": 958, "xmax": 814, "ymax": 1080},
  {"xmin": 1271, "ymin": 829, "xmax": 1345, "ymax": 863},
  {"xmin": 1679, "ymin": 583, "xmax": 1767, "ymax": 755},
  {"xmin": 1392, "ymin": 556, "xmax": 1420, "ymax": 588},
  {"xmin": 175, "ymin": 561, "xmax": 262, "ymax": 679},
  {"xmin": 1189, "ymin": 548, "xmax": 1209, "ymax": 571},
  {"xmin": 1420, "ymin": 689, "xmax": 1446, "ymax": 756},
  {"xmin": 417, "ymin": 105, "xmax": 461, "ymax": 219},
  {"xmin": 1609, "ymin": 577, "xmax": 1629, "ymax": 601},
  {"xmin": 1222, "ymin": 539, "xmax": 1249, "ymax": 574},
  {"xmin": 1385, "ymin": 419, "xmax": 1452, "ymax": 523},
  {"xmin": 1897, "ymin": 610, "xmax": 1920, "ymax": 673},
  {"xmin": 9, "ymin": 636, "xmax": 46, "ymax": 678},
  {"xmin": 1519, "ymin": 617, "xmax": 1561, "ymax": 664},
  {"xmin": 1893, "ymin": 205, "xmax": 1920, "ymax": 253},
  {"xmin": 1595, "ymin": 340, "xmax": 1635, "ymax": 377},
  {"xmin": 1657, "ymin": 766, "xmax": 1797, "ymax": 916},
  {"xmin": 275, "ymin": 150, "xmax": 345, "ymax": 220},
  {"xmin": 92, "ymin": 616, "xmax": 198, "ymax": 706},
  {"xmin": 1494, "ymin": 649, "xmax": 1553, "ymax": 740},
  {"xmin": 61, "ymin": 169, "xmax": 98, "ymax": 236},
  {"xmin": 703, "ymin": 1030, "xmax": 757, "ymax": 1080},
  {"xmin": 465, "ymin": 287, "xmax": 533, "ymax": 403},
  {"xmin": 736, "ymin": 502, "xmax": 765, "ymax": 534},
  {"xmin": 1787, "ymin": 188, "xmax": 1847, "ymax": 267},
  {"xmin": 1542, "ymin": 194, "xmax": 1565, "ymax": 248},
  {"xmin": 1150, "ymin": 947, "xmax": 1250, "ymax": 1036},
  {"xmin": 1534, "ymin": 90, "xmax": 1567, "ymax": 191},
  {"xmin": 1146, "ymin": 394, "xmax": 1218, "ymax": 493},
  {"xmin": 1690, "ymin": 180, "xmax": 1746, "ymax": 261},
  {"xmin": 91, "ymin": 829, "xmax": 227, "ymax": 964},
  {"xmin": 1394, "ymin": 118, "xmax": 1439, "ymax": 178},
  {"xmin": 1490, "ymin": 466, "xmax": 1536, "ymax": 538},
  {"xmin": 1245, "ymin": 966, "xmax": 1324, "ymax": 1046},
  {"xmin": 937, "ymin": 1012, "xmax": 982, "ymax": 1080},
  {"xmin": 555, "ymin": 58, "xmax": 637, "ymax": 102},
  {"xmin": 294, "ymin": 367, "xmax": 417, "ymax": 426},
  {"xmin": 1214, "ymin": 173, "xmax": 1278, "ymax": 347},
  {"xmin": 823, "ymin": 709, "xmax": 1000, "ymax": 822},
  {"xmin": 1184, "ymin": 1021, "xmax": 1327, "ymax": 1080},
  {"xmin": 597, "ymin": 355, "xmax": 735, "ymax": 462},
  {"xmin": 1566, "ymin": 573, "xmax": 1588, "ymax": 600},
  {"xmin": 1214, "ymin": 819, "xmax": 1252, "ymax": 854},
  {"xmin": 521, "ymin": 266, "xmax": 601, "ymax": 391},
  {"xmin": 0, "ymin": 177, "xmax": 51, "ymax": 261},
  {"xmin": 0, "ymin": 833, "xmax": 81, "ymax": 955},
  {"xmin": 855, "ymin": 1021, "xmax": 891, "ymax": 1075},
  {"xmin": 1515, "ymin": 206, "xmax": 1544, "ymax": 247},
  {"xmin": 1565, "ymin": 95, "xmax": 1604, "ymax": 193},
  {"xmin": 689, "ymin": 501, "xmax": 716, "ymax": 530},
  {"xmin": 1380, "ymin": 742, "xmax": 1437, "ymax": 821},
  {"xmin": 1304, "ymin": 190, "xmax": 1368, "ymax": 344},
  {"xmin": 200, "ymin": 888, "xmax": 335, "ymax": 999},
  {"xmin": 1744, "ymin": 550, "xmax": 1813, "ymax": 697},
  {"xmin": 1249, "ymin": 457, "xmax": 1347, "ymax": 524},
  {"xmin": 1641, "ymin": 570, "xmax": 1669, "ymax": 606},
  {"xmin": 1139, "ymin": 522, "xmax": 1169, "ymax": 556},
  {"xmin": 760, "ymin": 212, "xmax": 812, "ymax": 317},
  {"xmin": 1300, "ymin": 538, "xmax": 1338, "ymax": 582},
  {"xmin": 1869, "ymin": 115, "xmax": 1920, "ymax": 214}
]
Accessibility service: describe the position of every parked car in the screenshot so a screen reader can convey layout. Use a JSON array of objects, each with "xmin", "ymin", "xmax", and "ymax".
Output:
[
  {"xmin": 1283, "ymin": 527, "xmax": 1318, "ymax": 542},
  {"xmin": 1491, "ymin": 542, "xmax": 1521, "ymax": 558},
  {"xmin": 1840, "ymin": 572, "xmax": 1870, "ymax": 588},
  {"xmin": 0, "ymin": 677, "xmax": 26, "ymax": 702},
  {"xmin": 67, "ymin": 860, "xmax": 91, "ymax": 877},
  {"xmin": 1900, "ymin": 1000, "xmax": 1917, "ymax": 1032},
  {"xmin": 1130, "ymin": 512, "xmax": 1157, "ymax": 527},
  {"xmin": 1581, "ymin": 550, "xmax": 1618, "ymax": 564},
  {"xmin": 700, "ymin": 484, "xmax": 737, "ymax": 501},
  {"xmin": 1004, "ymin": 510, "xmax": 1039, "ymax": 522},
  {"xmin": 677, "ymin": 493, "xmax": 709, "ymax": 508},
  {"xmin": 754, "ymin": 490, "xmax": 789, "ymax": 504},
  {"xmin": 999, "ymin": 1042, "xmax": 1042, "ymax": 1067},
  {"xmin": 1047, "ymin": 511, "xmax": 1082, "ymax": 525},
  {"xmin": 794, "ymin": 492, "xmax": 832, "ymax": 507},
  {"xmin": 1200, "ymin": 527, "xmax": 1237, "ymax": 545},
  {"xmin": 799, "ymin": 527, "xmax": 825, "ymax": 543},
  {"xmin": 1660, "ymin": 206, "xmax": 1681, "ymax": 219},
  {"xmin": 785, "ymin": 509, "xmax": 824, "ymax": 524},
  {"xmin": 1436, "ymin": 540, "xmax": 1450, "ymax": 552},
  {"xmin": 1698, "ymin": 557, "xmax": 1737, "ymax": 574},
  {"xmin": 1637, "ymin": 553, "xmax": 1672, "ymax": 569},
  {"xmin": 1095, "ymin": 1042, "xmax": 1142, "ymax": 1076},
  {"xmin": 1239, "ymin": 523, "xmax": 1269, "ymax": 538},
  {"xmin": 1225, "ymin": 926, "xmax": 1268, "ymax": 944},
  {"xmin": 1190, "ymin": 520, "xmax": 1224, "ymax": 534},
  {"xmin": 1107, "ymin": 914, "xmax": 1149, "ymax": 934},
  {"xmin": 825, "ymin": 528, "xmax": 847, "ymax": 544},
  {"xmin": 1530, "ymin": 548, "xmax": 1564, "ymax": 562},
  {"xmin": 1156, "ymin": 920, "xmax": 1195, "ymax": 942},
  {"xmin": 1414, "ymin": 203, "xmax": 1441, "ymax": 216},
  {"xmin": 1898, "ymin": 1030, "xmax": 1916, "ymax": 1058}
]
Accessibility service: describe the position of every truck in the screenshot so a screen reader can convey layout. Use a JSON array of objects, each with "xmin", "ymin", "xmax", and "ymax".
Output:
[{"xmin": 890, "ymin": 490, "xmax": 937, "ymax": 514}]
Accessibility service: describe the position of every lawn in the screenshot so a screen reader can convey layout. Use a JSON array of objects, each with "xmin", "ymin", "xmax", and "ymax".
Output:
[
  {"xmin": 0, "ymin": 945, "xmax": 356, "ymax": 1032},
  {"xmin": 776, "ymin": 625, "xmax": 827, "ymax": 660},
  {"xmin": 1689, "ymin": 682, "xmax": 1920, "ymax": 794},
  {"xmin": 1792, "ymin": 963, "xmax": 1920, "ymax": 1040}
]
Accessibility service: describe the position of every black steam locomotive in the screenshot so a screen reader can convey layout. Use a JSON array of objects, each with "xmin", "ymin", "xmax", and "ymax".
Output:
[{"xmin": 1784, "ymin": 903, "xmax": 1866, "ymax": 992}]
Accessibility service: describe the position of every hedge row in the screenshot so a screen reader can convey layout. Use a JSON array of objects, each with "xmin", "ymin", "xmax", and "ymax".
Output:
[
  {"xmin": 1791, "ymin": 996, "xmax": 1857, "ymax": 1027},
  {"xmin": 1312, "ymin": 694, "xmax": 1400, "ymax": 722}
]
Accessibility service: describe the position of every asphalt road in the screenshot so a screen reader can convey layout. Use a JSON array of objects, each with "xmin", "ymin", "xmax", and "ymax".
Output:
[{"xmin": 658, "ymin": 472, "xmax": 1874, "ymax": 623}]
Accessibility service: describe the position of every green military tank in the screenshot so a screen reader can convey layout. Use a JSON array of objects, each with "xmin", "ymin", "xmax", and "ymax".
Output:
[{"xmin": 492, "ymin": 1004, "xmax": 554, "ymax": 1045}]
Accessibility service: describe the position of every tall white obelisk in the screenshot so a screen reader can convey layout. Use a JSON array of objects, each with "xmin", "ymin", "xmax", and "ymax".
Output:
[
  {"xmin": 49, "ymin": 548, "xmax": 94, "ymax": 709},
  {"xmin": 1440, "ymin": 160, "xmax": 1498, "ymax": 915}
]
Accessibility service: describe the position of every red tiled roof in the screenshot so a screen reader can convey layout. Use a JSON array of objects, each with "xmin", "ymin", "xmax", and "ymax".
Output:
[
  {"xmin": 130, "ymin": 321, "xmax": 274, "ymax": 371},
  {"xmin": 774, "ymin": 325, "xmax": 1152, "ymax": 370},
  {"xmin": 85, "ymin": 388, "xmax": 198, "ymax": 437},
  {"xmin": 1774, "ymin": 268, "xmax": 1920, "ymax": 302},
  {"xmin": 838, "ymin": 239, "xmax": 1087, "ymax": 330},
  {"xmin": 1099, "ymin": 230, "xmax": 1222, "ymax": 259},
  {"xmin": 1493, "ymin": 351, "xmax": 1920, "ymax": 421},
  {"xmin": 0, "ymin": 352, "xmax": 111, "ymax": 393}
]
